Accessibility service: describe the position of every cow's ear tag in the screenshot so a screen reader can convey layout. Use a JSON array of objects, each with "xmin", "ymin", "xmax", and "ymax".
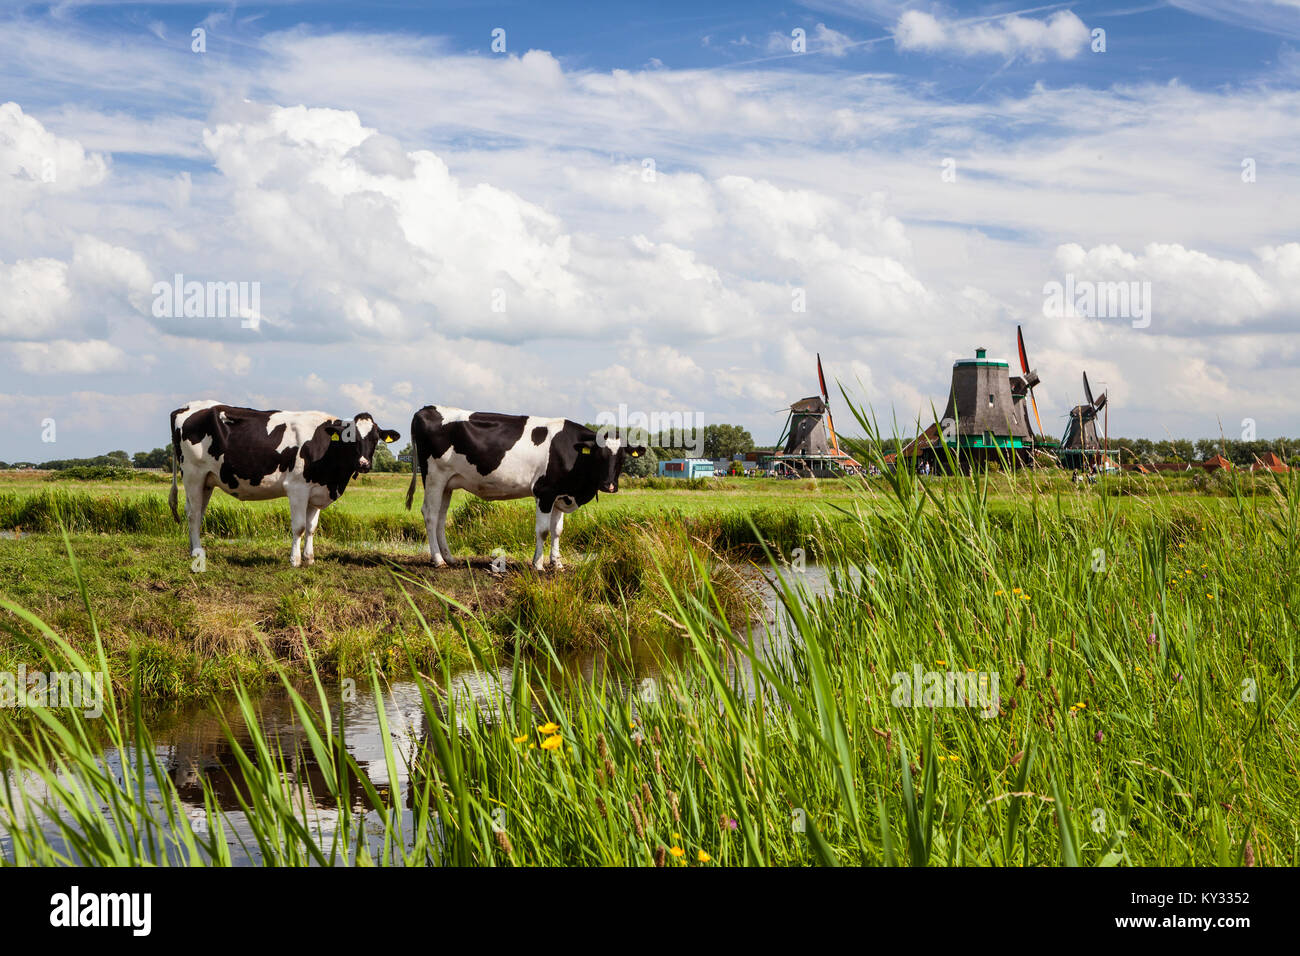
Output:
[
  {"xmin": 581, "ymin": 447, "xmax": 591, "ymax": 455},
  {"xmin": 630, "ymin": 451, "xmax": 639, "ymax": 457},
  {"xmin": 384, "ymin": 435, "xmax": 395, "ymax": 443},
  {"xmin": 330, "ymin": 433, "xmax": 340, "ymax": 442}
]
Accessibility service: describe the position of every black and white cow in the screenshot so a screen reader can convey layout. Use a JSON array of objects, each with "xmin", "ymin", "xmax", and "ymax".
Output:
[
  {"xmin": 404, "ymin": 405, "xmax": 645, "ymax": 570},
  {"xmin": 170, "ymin": 400, "xmax": 400, "ymax": 566}
]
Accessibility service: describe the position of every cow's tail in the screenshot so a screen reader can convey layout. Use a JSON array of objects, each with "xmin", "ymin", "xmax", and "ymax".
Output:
[
  {"xmin": 168, "ymin": 414, "xmax": 181, "ymax": 523},
  {"xmin": 405, "ymin": 445, "xmax": 419, "ymax": 511}
]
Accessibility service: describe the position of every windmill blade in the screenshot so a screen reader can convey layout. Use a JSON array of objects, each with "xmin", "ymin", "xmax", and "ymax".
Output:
[
  {"xmin": 1083, "ymin": 371, "xmax": 1096, "ymax": 409},
  {"xmin": 826, "ymin": 407, "xmax": 841, "ymax": 454},
  {"xmin": 816, "ymin": 353, "xmax": 829, "ymax": 403},
  {"xmin": 1017, "ymin": 325, "xmax": 1046, "ymax": 435}
]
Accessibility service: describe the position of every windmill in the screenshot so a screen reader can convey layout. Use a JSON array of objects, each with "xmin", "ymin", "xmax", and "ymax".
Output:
[
  {"xmin": 769, "ymin": 354, "xmax": 860, "ymax": 476},
  {"xmin": 1060, "ymin": 372, "xmax": 1108, "ymax": 468}
]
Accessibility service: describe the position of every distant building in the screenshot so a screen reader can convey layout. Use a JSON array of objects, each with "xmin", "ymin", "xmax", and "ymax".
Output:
[
  {"xmin": 1249, "ymin": 452, "xmax": 1289, "ymax": 473},
  {"xmin": 1203, "ymin": 454, "xmax": 1233, "ymax": 472},
  {"xmin": 658, "ymin": 459, "xmax": 715, "ymax": 479}
]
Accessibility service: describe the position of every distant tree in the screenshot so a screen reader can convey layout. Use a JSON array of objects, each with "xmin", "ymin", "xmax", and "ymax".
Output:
[
  {"xmin": 369, "ymin": 440, "xmax": 405, "ymax": 472},
  {"xmin": 703, "ymin": 424, "xmax": 753, "ymax": 460},
  {"xmin": 106, "ymin": 450, "xmax": 130, "ymax": 463},
  {"xmin": 623, "ymin": 446, "xmax": 658, "ymax": 477},
  {"xmin": 133, "ymin": 447, "xmax": 171, "ymax": 469}
]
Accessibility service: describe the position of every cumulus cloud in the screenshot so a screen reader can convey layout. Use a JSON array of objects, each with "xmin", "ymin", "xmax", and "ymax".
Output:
[
  {"xmin": 0, "ymin": 101, "xmax": 109, "ymax": 199},
  {"xmin": 1048, "ymin": 242, "xmax": 1300, "ymax": 329},
  {"xmin": 895, "ymin": 10, "xmax": 1091, "ymax": 61}
]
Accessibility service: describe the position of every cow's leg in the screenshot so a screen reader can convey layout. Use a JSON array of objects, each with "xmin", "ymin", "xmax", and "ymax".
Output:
[
  {"xmin": 303, "ymin": 505, "xmax": 322, "ymax": 565},
  {"xmin": 435, "ymin": 487, "xmax": 453, "ymax": 565},
  {"xmin": 288, "ymin": 489, "xmax": 311, "ymax": 567},
  {"xmin": 548, "ymin": 510, "xmax": 565, "ymax": 570},
  {"xmin": 532, "ymin": 503, "xmax": 550, "ymax": 571},
  {"xmin": 183, "ymin": 475, "xmax": 210, "ymax": 557},
  {"xmin": 421, "ymin": 476, "xmax": 448, "ymax": 567}
]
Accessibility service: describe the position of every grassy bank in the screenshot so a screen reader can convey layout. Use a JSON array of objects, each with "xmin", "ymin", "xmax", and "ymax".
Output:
[{"xmin": 1, "ymin": 454, "xmax": 1295, "ymax": 866}]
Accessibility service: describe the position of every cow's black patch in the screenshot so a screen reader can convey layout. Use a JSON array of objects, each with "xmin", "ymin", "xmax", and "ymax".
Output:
[
  {"xmin": 531, "ymin": 425, "xmax": 548, "ymax": 445},
  {"xmin": 410, "ymin": 406, "xmax": 528, "ymax": 478},
  {"xmin": 172, "ymin": 405, "xmax": 298, "ymax": 491}
]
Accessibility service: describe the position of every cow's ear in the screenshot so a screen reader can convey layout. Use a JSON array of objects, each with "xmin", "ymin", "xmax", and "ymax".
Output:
[
  {"xmin": 381, "ymin": 429, "xmax": 400, "ymax": 444},
  {"xmin": 322, "ymin": 421, "xmax": 345, "ymax": 443},
  {"xmin": 576, "ymin": 438, "xmax": 598, "ymax": 456}
]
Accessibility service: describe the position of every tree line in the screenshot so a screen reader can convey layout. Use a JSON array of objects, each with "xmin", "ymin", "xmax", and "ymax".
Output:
[{"xmin": 1106, "ymin": 437, "xmax": 1299, "ymax": 467}]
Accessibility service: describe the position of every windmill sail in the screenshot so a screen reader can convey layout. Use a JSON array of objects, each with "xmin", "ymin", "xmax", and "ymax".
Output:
[{"xmin": 817, "ymin": 353, "xmax": 841, "ymax": 455}]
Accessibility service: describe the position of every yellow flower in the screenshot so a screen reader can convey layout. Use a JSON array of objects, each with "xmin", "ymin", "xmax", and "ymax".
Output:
[
  {"xmin": 541, "ymin": 734, "xmax": 563, "ymax": 751},
  {"xmin": 512, "ymin": 735, "xmax": 528, "ymax": 744},
  {"xmin": 994, "ymin": 590, "xmax": 1005, "ymax": 596},
  {"xmin": 1019, "ymin": 594, "xmax": 1031, "ymax": 601},
  {"xmin": 948, "ymin": 755, "xmax": 959, "ymax": 762},
  {"xmin": 698, "ymin": 850, "xmax": 711, "ymax": 862},
  {"xmin": 1206, "ymin": 593, "xmax": 1214, "ymax": 599},
  {"xmin": 936, "ymin": 660, "xmax": 947, "ymax": 666},
  {"xmin": 1075, "ymin": 702, "xmax": 1087, "ymax": 709},
  {"xmin": 669, "ymin": 846, "xmax": 684, "ymax": 858},
  {"xmin": 1012, "ymin": 587, "xmax": 1023, "ymax": 595},
  {"xmin": 671, "ymin": 832, "xmax": 680, "ymax": 840},
  {"xmin": 537, "ymin": 721, "xmax": 560, "ymax": 735}
]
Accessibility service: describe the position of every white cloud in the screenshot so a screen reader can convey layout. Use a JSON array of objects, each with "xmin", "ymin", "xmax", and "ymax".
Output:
[
  {"xmin": 895, "ymin": 10, "xmax": 1091, "ymax": 61},
  {"xmin": 10, "ymin": 339, "xmax": 131, "ymax": 375}
]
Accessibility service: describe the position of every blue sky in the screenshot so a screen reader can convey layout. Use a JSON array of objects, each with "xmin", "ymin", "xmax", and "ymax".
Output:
[{"xmin": 2, "ymin": 0, "xmax": 1298, "ymax": 458}]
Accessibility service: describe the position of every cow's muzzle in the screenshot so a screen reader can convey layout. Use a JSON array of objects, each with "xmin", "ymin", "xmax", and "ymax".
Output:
[
  {"xmin": 358, "ymin": 457, "xmax": 371, "ymax": 473},
  {"xmin": 604, "ymin": 482, "xmax": 617, "ymax": 493}
]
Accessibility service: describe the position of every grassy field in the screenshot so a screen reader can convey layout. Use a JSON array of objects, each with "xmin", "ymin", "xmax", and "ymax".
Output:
[{"xmin": 1, "ymin": 453, "xmax": 1296, "ymax": 866}]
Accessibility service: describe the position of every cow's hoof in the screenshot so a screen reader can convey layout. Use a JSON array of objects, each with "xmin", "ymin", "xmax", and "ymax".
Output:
[
  {"xmin": 431, "ymin": 557, "xmax": 447, "ymax": 568},
  {"xmin": 304, "ymin": 555, "xmax": 315, "ymax": 566},
  {"xmin": 290, "ymin": 558, "xmax": 302, "ymax": 568},
  {"xmin": 550, "ymin": 561, "xmax": 565, "ymax": 572},
  {"xmin": 531, "ymin": 562, "xmax": 546, "ymax": 572}
]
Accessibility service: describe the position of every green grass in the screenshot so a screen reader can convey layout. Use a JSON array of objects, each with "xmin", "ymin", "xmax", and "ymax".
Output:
[{"xmin": 1, "ymin": 434, "xmax": 1297, "ymax": 865}]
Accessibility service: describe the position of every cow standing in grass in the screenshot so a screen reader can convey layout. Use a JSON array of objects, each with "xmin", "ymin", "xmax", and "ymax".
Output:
[
  {"xmin": 404, "ymin": 405, "xmax": 645, "ymax": 570},
  {"xmin": 170, "ymin": 400, "xmax": 400, "ymax": 566}
]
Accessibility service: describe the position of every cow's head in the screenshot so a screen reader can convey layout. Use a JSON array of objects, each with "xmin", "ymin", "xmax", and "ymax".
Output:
[
  {"xmin": 575, "ymin": 435, "xmax": 647, "ymax": 494},
  {"xmin": 327, "ymin": 413, "xmax": 401, "ymax": 474}
]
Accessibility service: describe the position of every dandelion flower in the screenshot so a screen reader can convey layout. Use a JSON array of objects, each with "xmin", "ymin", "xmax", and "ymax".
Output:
[
  {"xmin": 512, "ymin": 735, "xmax": 528, "ymax": 744},
  {"xmin": 1020, "ymin": 595, "xmax": 1031, "ymax": 601},
  {"xmin": 541, "ymin": 734, "xmax": 563, "ymax": 751},
  {"xmin": 936, "ymin": 660, "xmax": 947, "ymax": 666},
  {"xmin": 994, "ymin": 590, "xmax": 1005, "ymax": 596},
  {"xmin": 1012, "ymin": 587, "xmax": 1023, "ymax": 595},
  {"xmin": 698, "ymin": 850, "xmax": 711, "ymax": 862},
  {"xmin": 537, "ymin": 721, "xmax": 560, "ymax": 735},
  {"xmin": 669, "ymin": 846, "xmax": 684, "ymax": 858}
]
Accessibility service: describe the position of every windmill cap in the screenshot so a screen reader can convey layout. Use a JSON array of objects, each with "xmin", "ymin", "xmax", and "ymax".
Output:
[{"xmin": 976, "ymin": 346, "xmax": 986, "ymax": 358}]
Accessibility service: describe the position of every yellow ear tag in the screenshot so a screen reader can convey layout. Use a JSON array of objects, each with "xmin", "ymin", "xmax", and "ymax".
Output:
[
  {"xmin": 384, "ymin": 436, "xmax": 395, "ymax": 443},
  {"xmin": 630, "ymin": 451, "xmax": 639, "ymax": 457},
  {"xmin": 330, "ymin": 433, "xmax": 340, "ymax": 442},
  {"xmin": 581, "ymin": 447, "xmax": 591, "ymax": 455}
]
